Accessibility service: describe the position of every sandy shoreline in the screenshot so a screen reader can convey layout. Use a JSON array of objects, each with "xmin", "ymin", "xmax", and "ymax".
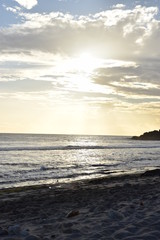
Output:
[{"xmin": 0, "ymin": 170, "xmax": 160, "ymax": 240}]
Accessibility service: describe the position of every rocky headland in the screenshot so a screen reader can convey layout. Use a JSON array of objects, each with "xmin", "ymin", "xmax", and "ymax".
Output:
[{"xmin": 132, "ymin": 129, "xmax": 160, "ymax": 140}]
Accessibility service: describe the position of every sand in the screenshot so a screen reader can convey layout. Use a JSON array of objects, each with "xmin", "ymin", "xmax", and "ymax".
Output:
[{"xmin": 0, "ymin": 170, "xmax": 160, "ymax": 240}]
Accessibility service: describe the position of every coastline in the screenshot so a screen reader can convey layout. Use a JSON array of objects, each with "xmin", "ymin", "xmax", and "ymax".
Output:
[{"xmin": 0, "ymin": 170, "xmax": 160, "ymax": 239}]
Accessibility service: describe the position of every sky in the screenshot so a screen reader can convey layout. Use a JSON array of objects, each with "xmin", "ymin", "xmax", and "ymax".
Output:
[{"xmin": 0, "ymin": 0, "xmax": 160, "ymax": 135}]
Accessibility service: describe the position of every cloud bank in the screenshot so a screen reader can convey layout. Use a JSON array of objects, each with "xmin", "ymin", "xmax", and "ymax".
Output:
[
  {"xmin": 0, "ymin": 6, "xmax": 159, "ymax": 58},
  {"xmin": 0, "ymin": 5, "xmax": 160, "ymax": 123}
]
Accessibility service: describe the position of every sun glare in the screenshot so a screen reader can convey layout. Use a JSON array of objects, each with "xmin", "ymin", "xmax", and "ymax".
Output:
[
  {"xmin": 54, "ymin": 52, "xmax": 104, "ymax": 75},
  {"xmin": 52, "ymin": 52, "xmax": 105, "ymax": 92},
  {"xmin": 74, "ymin": 52, "xmax": 100, "ymax": 73}
]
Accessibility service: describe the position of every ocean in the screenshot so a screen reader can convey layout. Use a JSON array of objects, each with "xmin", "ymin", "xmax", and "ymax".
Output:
[{"xmin": 0, "ymin": 133, "xmax": 160, "ymax": 189}]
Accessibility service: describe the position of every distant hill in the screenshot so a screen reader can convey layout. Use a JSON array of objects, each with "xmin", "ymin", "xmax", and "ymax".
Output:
[{"xmin": 132, "ymin": 130, "xmax": 160, "ymax": 140}]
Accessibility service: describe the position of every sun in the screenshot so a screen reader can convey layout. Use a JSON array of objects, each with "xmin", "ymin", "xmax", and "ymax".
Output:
[
  {"xmin": 54, "ymin": 51, "xmax": 103, "ymax": 75},
  {"xmin": 74, "ymin": 52, "xmax": 100, "ymax": 73},
  {"xmin": 50, "ymin": 51, "xmax": 107, "ymax": 93}
]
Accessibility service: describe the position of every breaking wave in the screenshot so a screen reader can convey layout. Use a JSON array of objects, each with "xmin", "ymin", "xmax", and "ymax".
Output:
[{"xmin": 0, "ymin": 144, "xmax": 159, "ymax": 152}]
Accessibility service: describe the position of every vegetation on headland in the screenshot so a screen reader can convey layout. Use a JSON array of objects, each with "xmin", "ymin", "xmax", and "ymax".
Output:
[{"xmin": 132, "ymin": 130, "xmax": 160, "ymax": 140}]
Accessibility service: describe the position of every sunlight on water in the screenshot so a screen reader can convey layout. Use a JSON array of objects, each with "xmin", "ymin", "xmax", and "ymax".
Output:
[{"xmin": 0, "ymin": 134, "xmax": 159, "ymax": 188}]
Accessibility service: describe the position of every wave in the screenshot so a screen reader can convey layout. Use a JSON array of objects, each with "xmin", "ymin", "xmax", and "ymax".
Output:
[{"xmin": 0, "ymin": 144, "xmax": 159, "ymax": 152}]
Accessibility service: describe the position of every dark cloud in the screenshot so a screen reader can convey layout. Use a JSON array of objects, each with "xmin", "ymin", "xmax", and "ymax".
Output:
[{"xmin": 93, "ymin": 63, "xmax": 160, "ymax": 99}]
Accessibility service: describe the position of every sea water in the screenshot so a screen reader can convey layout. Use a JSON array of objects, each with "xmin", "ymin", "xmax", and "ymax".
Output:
[{"xmin": 0, "ymin": 133, "xmax": 160, "ymax": 189}]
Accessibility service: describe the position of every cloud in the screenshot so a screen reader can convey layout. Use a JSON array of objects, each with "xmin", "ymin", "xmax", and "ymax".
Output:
[
  {"xmin": 0, "ymin": 79, "xmax": 53, "ymax": 93},
  {"xmin": 5, "ymin": 7, "xmax": 17, "ymax": 13},
  {"xmin": 112, "ymin": 4, "xmax": 126, "ymax": 9},
  {"xmin": 94, "ymin": 61, "xmax": 160, "ymax": 100},
  {"xmin": 14, "ymin": 0, "xmax": 38, "ymax": 9}
]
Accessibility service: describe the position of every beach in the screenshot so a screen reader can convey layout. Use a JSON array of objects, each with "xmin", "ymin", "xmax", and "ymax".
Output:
[{"xmin": 0, "ymin": 170, "xmax": 160, "ymax": 240}]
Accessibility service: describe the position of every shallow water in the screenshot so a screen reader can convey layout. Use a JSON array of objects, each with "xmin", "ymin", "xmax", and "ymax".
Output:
[{"xmin": 0, "ymin": 133, "xmax": 159, "ymax": 189}]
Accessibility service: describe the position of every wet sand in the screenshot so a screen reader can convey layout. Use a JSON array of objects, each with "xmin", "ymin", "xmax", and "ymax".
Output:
[{"xmin": 0, "ymin": 170, "xmax": 160, "ymax": 240}]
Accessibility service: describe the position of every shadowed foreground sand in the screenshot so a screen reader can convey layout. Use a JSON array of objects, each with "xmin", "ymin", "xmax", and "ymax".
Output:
[{"xmin": 0, "ymin": 170, "xmax": 160, "ymax": 240}]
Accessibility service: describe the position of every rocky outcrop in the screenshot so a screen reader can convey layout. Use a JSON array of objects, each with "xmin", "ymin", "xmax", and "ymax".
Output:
[
  {"xmin": 141, "ymin": 169, "xmax": 160, "ymax": 177},
  {"xmin": 132, "ymin": 130, "xmax": 160, "ymax": 140}
]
